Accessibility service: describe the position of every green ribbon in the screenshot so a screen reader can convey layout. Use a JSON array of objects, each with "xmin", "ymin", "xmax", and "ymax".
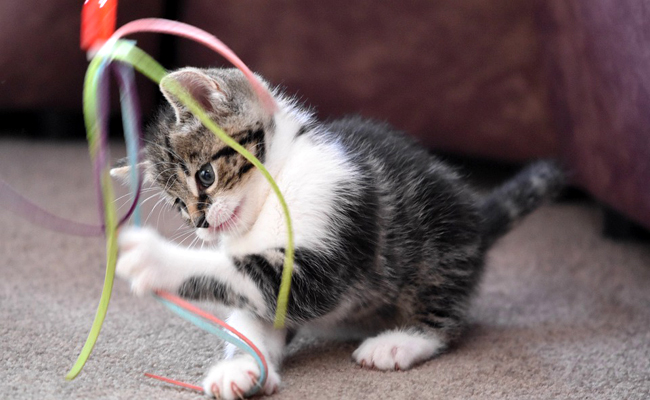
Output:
[
  {"xmin": 67, "ymin": 40, "xmax": 294, "ymax": 380},
  {"xmin": 66, "ymin": 57, "xmax": 120, "ymax": 380}
]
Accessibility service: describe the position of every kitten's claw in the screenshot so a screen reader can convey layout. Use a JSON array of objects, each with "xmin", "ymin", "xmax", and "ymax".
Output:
[
  {"xmin": 203, "ymin": 356, "xmax": 280, "ymax": 399},
  {"xmin": 211, "ymin": 383, "xmax": 221, "ymax": 399},
  {"xmin": 231, "ymin": 382, "xmax": 243, "ymax": 399},
  {"xmin": 247, "ymin": 371, "xmax": 257, "ymax": 387}
]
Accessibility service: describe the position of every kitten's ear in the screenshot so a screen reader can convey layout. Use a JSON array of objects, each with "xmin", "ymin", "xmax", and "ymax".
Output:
[
  {"xmin": 160, "ymin": 68, "xmax": 224, "ymax": 123},
  {"xmin": 110, "ymin": 158, "xmax": 152, "ymax": 183}
]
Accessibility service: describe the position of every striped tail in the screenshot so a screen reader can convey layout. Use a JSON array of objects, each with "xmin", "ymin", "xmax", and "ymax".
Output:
[{"xmin": 479, "ymin": 160, "xmax": 566, "ymax": 248}]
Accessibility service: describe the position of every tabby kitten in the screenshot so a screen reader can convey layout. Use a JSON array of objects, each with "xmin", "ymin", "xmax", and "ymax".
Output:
[{"xmin": 112, "ymin": 67, "xmax": 564, "ymax": 399}]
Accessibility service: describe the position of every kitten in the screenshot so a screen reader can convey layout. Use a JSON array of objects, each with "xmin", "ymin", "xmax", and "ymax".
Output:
[{"xmin": 111, "ymin": 67, "xmax": 564, "ymax": 399}]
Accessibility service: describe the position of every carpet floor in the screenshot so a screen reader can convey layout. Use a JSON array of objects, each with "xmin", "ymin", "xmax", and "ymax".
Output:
[{"xmin": 1, "ymin": 139, "xmax": 649, "ymax": 399}]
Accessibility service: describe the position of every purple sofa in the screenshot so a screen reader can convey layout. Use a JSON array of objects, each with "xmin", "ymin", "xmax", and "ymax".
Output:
[{"xmin": 539, "ymin": 0, "xmax": 650, "ymax": 229}]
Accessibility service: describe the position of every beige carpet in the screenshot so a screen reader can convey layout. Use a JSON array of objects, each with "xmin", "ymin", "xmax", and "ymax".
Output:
[{"xmin": 1, "ymin": 139, "xmax": 649, "ymax": 399}]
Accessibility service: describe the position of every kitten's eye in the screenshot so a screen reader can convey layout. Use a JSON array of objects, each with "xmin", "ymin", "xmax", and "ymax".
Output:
[{"xmin": 197, "ymin": 163, "xmax": 215, "ymax": 188}]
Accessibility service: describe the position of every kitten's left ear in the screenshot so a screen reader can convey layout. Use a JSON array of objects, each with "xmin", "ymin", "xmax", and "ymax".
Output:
[
  {"xmin": 110, "ymin": 158, "xmax": 152, "ymax": 183},
  {"xmin": 160, "ymin": 68, "xmax": 224, "ymax": 123}
]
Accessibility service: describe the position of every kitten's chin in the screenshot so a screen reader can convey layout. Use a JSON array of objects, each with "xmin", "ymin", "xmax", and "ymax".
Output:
[{"xmin": 195, "ymin": 228, "xmax": 220, "ymax": 243}]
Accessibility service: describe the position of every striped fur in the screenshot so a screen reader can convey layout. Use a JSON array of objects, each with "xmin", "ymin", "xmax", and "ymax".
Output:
[{"xmin": 113, "ymin": 67, "xmax": 565, "ymax": 399}]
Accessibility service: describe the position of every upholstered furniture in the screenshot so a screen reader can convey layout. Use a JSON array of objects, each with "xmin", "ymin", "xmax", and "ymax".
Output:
[
  {"xmin": 1, "ymin": 1, "xmax": 648, "ymax": 229},
  {"xmin": 539, "ymin": 0, "xmax": 650, "ymax": 229}
]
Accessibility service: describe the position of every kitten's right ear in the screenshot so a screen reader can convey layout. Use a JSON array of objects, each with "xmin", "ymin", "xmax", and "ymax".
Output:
[
  {"xmin": 160, "ymin": 68, "xmax": 224, "ymax": 123},
  {"xmin": 110, "ymin": 158, "xmax": 152, "ymax": 183}
]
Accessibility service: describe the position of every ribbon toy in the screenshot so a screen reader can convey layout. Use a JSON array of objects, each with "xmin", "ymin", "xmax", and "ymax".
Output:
[{"xmin": 0, "ymin": 1, "xmax": 296, "ymax": 395}]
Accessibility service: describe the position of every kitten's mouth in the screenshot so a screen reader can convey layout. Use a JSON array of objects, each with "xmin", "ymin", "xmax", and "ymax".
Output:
[{"xmin": 207, "ymin": 205, "xmax": 241, "ymax": 234}]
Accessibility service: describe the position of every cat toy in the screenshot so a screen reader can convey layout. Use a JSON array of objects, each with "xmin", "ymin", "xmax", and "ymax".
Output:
[{"xmin": 1, "ymin": 1, "xmax": 296, "ymax": 395}]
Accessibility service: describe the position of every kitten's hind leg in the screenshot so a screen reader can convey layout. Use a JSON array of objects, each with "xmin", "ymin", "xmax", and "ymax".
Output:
[{"xmin": 352, "ymin": 327, "xmax": 447, "ymax": 371}]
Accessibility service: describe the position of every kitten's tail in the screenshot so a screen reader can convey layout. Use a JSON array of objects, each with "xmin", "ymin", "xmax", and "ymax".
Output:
[{"xmin": 478, "ymin": 160, "xmax": 566, "ymax": 248}]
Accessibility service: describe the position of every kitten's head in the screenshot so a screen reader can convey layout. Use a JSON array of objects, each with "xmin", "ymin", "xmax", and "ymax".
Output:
[{"xmin": 112, "ymin": 67, "xmax": 274, "ymax": 242}]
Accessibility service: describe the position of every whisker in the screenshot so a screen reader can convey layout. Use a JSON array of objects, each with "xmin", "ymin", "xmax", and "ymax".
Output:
[
  {"xmin": 170, "ymin": 229, "xmax": 194, "ymax": 242},
  {"xmin": 144, "ymin": 197, "xmax": 168, "ymax": 225},
  {"xmin": 140, "ymin": 193, "xmax": 165, "ymax": 207},
  {"xmin": 178, "ymin": 232, "xmax": 197, "ymax": 247}
]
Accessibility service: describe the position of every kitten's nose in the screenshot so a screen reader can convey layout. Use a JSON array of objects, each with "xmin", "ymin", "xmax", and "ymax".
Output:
[{"xmin": 194, "ymin": 215, "xmax": 209, "ymax": 228}]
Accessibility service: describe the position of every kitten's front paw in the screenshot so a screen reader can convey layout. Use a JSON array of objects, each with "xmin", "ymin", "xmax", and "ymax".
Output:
[
  {"xmin": 203, "ymin": 356, "xmax": 280, "ymax": 399},
  {"xmin": 116, "ymin": 226, "xmax": 181, "ymax": 296},
  {"xmin": 352, "ymin": 330, "xmax": 444, "ymax": 371}
]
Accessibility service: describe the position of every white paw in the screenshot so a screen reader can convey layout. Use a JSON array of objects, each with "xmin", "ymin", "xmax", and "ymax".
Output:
[
  {"xmin": 203, "ymin": 356, "xmax": 280, "ymax": 399},
  {"xmin": 352, "ymin": 330, "xmax": 444, "ymax": 371},
  {"xmin": 116, "ymin": 226, "xmax": 182, "ymax": 296}
]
